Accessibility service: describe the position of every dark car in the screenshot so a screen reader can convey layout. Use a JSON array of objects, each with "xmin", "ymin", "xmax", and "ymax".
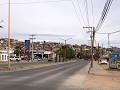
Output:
[
  {"xmin": 84, "ymin": 58, "xmax": 89, "ymax": 60},
  {"xmin": 48, "ymin": 59, "xmax": 53, "ymax": 62}
]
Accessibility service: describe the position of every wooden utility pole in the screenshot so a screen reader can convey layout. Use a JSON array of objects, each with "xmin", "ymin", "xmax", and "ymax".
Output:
[
  {"xmin": 83, "ymin": 27, "xmax": 95, "ymax": 68},
  {"xmin": 8, "ymin": 0, "xmax": 11, "ymax": 67}
]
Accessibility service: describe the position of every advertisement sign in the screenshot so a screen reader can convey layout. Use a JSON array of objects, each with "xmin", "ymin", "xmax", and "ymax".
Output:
[
  {"xmin": 109, "ymin": 52, "xmax": 120, "ymax": 69},
  {"xmin": 25, "ymin": 40, "xmax": 30, "ymax": 49},
  {"xmin": 109, "ymin": 53, "xmax": 118, "ymax": 69},
  {"xmin": 116, "ymin": 57, "xmax": 120, "ymax": 69},
  {"xmin": 117, "ymin": 63, "xmax": 120, "ymax": 69}
]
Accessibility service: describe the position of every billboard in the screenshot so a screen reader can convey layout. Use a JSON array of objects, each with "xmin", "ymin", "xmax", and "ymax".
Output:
[
  {"xmin": 25, "ymin": 40, "xmax": 30, "ymax": 49},
  {"xmin": 109, "ymin": 52, "xmax": 120, "ymax": 69}
]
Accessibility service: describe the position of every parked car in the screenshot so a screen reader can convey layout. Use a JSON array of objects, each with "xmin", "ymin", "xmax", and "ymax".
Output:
[
  {"xmin": 100, "ymin": 59, "xmax": 108, "ymax": 65},
  {"xmin": 48, "ymin": 59, "xmax": 53, "ymax": 62},
  {"xmin": 84, "ymin": 58, "xmax": 88, "ymax": 60},
  {"xmin": 34, "ymin": 58, "xmax": 41, "ymax": 61},
  {"xmin": 10, "ymin": 56, "xmax": 21, "ymax": 62}
]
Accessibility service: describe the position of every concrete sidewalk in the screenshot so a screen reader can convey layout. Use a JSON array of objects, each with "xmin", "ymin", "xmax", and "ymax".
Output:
[
  {"xmin": 89, "ymin": 61, "xmax": 109, "ymax": 76},
  {"xmin": 82, "ymin": 61, "xmax": 120, "ymax": 90}
]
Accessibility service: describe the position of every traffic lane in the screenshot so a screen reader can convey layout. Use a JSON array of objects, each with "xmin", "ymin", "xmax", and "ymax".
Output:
[
  {"xmin": 0, "ymin": 60, "xmax": 90, "ymax": 90},
  {"xmin": 0, "ymin": 59, "xmax": 50, "ymax": 68},
  {"xmin": 0, "ymin": 60, "xmax": 85, "ymax": 76}
]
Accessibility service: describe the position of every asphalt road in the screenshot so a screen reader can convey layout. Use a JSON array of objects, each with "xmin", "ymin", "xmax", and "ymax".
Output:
[{"xmin": 0, "ymin": 60, "xmax": 90, "ymax": 90}]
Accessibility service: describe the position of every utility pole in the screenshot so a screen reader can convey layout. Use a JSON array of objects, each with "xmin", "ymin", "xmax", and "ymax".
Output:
[
  {"xmin": 65, "ymin": 40, "xmax": 66, "ymax": 62},
  {"xmin": 102, "ymin": 43, "xmax": 103, "ymax": 58},
  {"xmin": 97, "ymin": 30, "xmax": 120, "ymax": 54},
  {"xmin": 108, "ymin": 33, "xmax": 110, "ymax": 53},
  {"xmin": 98, "ymin": 43, "xmax": 100, "ymax": 64},
  {"xmin": 83, "ymin": 27, "xmax": 95, "ymax": 68},
  {"xmin": 8, "ymin": 0, "xmax": 11, "ymax": 67},
  {"xmin": 29, "ymin": 34, "xmax": 36, "ymax": 61}
]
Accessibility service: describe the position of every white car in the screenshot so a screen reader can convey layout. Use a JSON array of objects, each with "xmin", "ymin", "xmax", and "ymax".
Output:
[
  {"xmin": 100, "ymin": 59, "xmax": 108, "ymax": 65},
  {"xmin": 10, "ymin": 56, "xmax": 21, "ymax": 62}
]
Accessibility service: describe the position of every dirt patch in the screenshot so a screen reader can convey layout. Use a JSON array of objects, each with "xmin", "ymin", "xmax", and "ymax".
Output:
[
  {"xmin": 0, "ymin": 61, "xmax": 72, "ymax": 72},
  {"xmin": 81, "ymin": 73, "xmax": 120, "ymax": 90}
]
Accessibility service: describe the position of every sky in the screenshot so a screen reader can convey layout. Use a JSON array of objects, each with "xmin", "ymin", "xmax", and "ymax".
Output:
[{"xmin": 0, "ymin": 0, "xmax": 120, "ymax": 48}]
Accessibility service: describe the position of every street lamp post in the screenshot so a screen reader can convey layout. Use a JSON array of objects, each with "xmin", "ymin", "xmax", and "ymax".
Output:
[
  {"xmin": 29, "ymin": 34, "xmax": 36, "ymax": 61},
  {"xmin": 59, "ymin": 38, "xmax": 72, "ymax": 62}
]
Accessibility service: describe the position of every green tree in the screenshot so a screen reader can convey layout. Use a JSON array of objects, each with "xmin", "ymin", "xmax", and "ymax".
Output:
[
  {"xmin": 55, "ymin": 45, "xmax": 75, "ymax": 60},
  {"xmin": 14, "ymin": 45, "xmax": 21, "ymax": 56}
]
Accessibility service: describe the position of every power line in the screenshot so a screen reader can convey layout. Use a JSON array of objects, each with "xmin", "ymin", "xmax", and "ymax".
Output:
[
  {"xmin": 96, "ymin": 29, "xmax": 120, "ymax": 49},
  {"xmin": 84, "ymin": 0, "xmax": 90, "ymax": 27},
  {"xmin": 71, "ymin": 0, "xmax": 91, "ymax": 45},
  {"xmin": 95, "ymin": 0, "xmax": 113, "ymax": 31},
  {"xmin": 97, "ymin": 29, "xmax": 120, "ymax": 34},
  {"xmin": 76, "ymin": 0, "xmax": 86, "ymax": 26},
  {"xmin": 0, "ymin": 0, "xmax": 83, "ymax": 26},
  {"xmin": 71, "ymin": 0, "xmax": 83, "ymax": 26},
  {"xmin": 0, "ymin": 0, "xmax": 71, "ymax": 5},
  {"xmin": 91, "ymin": 0, "xmax": 94, "ymax": 26}
]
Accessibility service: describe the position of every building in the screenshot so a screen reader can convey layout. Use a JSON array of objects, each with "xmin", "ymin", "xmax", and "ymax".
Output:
[{"xmin": 0, "ymin": 49, "xmax": 14, "ymax": 62}]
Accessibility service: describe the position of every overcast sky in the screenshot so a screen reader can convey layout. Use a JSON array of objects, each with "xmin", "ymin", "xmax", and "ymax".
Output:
[{"xmin": 0, "ymin": 0, "xmax": 120, "ymax": 48}]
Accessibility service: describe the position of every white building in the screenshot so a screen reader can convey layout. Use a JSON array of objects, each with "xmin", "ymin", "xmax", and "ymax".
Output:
[{"xmin": 0, "ymin": 49, "xmax": 14, "ymax": 62}]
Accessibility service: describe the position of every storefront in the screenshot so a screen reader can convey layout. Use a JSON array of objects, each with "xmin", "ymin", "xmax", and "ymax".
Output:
[{"xmin": 0, "ymin": 49, "xmax": 13, "ymax": 62}]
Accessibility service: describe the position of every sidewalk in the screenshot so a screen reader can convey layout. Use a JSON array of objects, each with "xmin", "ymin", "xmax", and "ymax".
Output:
[
  {"xmin": 81, "ymin": 61, "xmax": 120, "ymax": 90},
  {"xmin": 89, "ymin": 61, "xmax": 109, "ymax": 76}
]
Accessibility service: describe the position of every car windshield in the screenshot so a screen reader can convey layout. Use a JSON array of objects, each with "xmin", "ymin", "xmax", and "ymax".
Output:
[
  {"xmin": 10, "ymin": 56, "xmax": 14, "ymax": 58},
  {"xmin": 101, "ymin": 59, "xmax": 107, "ymax": 61},
  {"xmin": 15, "ymin": 56, "xmax": 19, "ymax": 58}
]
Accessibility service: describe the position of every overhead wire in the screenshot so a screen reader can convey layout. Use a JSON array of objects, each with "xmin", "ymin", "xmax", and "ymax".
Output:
[
  {"xmin": 84, "ymin": 0, "xmax": 90, "ymax": 27},
  {"xmin": 71, "ymin": 0, "xmax": 91, "ymax": 45},
  {"xmin": 0, "ymin": 0, "xmax": 95, "ymax": 45},
  {"xmin": 95, "ymin": 0, "xmax": 113, "ymax": 31},
  {"xmin": 95, "ymin": 0, "xmax": 113, "ymax": 47},
  {"xmin": 96, "ymin": 29, "xmax": 120, "ymax": 47},
  {"xmin": 90, "ymin": 0, "xmax": 96, "ymax": 46},
  {"xmin": 76, "ymin": 0, "xmax": 86, "ymax": 26},
  {"xmin": 71, "ymin": 0, "xmax": 83, "ymax": 27},
  {"xmin": 91, "ymin": 0, "xmax": 94, "ymax": 27},
  {"xmin": 75, "ymin": 0, "xmax": 89, "ymax": 44},
  {"xmin": 0, "ymin": 0, "xmax": 71, "ymax": 5},
  {"xmin": 97, "ymin": 29, "xmax": 120, "ymax": 35}
]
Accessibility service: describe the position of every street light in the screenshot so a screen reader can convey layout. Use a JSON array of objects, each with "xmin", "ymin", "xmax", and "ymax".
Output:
[
  {"xmin": 29, "ymin": 34, "xmax": 36, "ymax": 61},
  {"xmin": 59, "ymin": 38, "xmax": 72, "ymax": 62}
]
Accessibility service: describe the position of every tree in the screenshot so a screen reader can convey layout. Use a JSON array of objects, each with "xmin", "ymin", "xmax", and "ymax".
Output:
[
  {"xmin": 55, "ymin": 45, "xmax": 75, "ymax": 60},
  {"xmin": 14, "ymin": 45, "xmax": 21, "ymax": 56}
]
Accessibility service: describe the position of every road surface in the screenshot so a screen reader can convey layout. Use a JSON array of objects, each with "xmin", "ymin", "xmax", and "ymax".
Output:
[{"xmin": 0, "ymin": 60, "xmax": 90, "ymax": 90}]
